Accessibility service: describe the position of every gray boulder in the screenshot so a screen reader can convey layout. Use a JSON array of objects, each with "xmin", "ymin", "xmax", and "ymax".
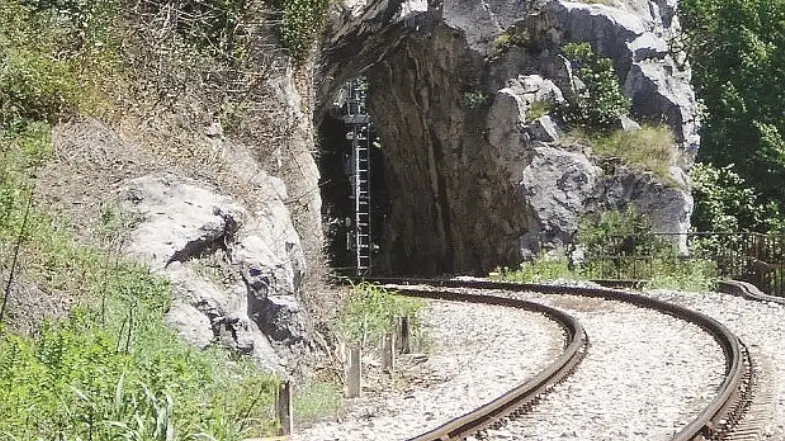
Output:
[
  {"xmin": 119, "ymin": 173, "xmax": 309, "ymax": 372},
  {"xmin": 520, "ymin": 146, "xmax": 602, "ymax": 250}
]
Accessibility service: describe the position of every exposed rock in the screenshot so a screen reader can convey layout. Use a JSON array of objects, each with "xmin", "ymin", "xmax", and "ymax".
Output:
[
  {"xmin": 520, "ymin": 146, "xmax": 602, "ymax": 252},
  {"xmin": 319, "ymin": 0, "xmax": 700, "ymax": 273},
  {"xmin": 528, "ymin": 115, "xmax": 562, "ymax": 142},
  {"xmin": 119, "ymin": 173, "xmax": 309, "ymax": 372},
  {"xmin": 594, "ymin": 165, "xmax": 693, "ymax": 253},
  {"xmin": 613, "ymin": 114, "xmax": 642, "ymax": 132}
]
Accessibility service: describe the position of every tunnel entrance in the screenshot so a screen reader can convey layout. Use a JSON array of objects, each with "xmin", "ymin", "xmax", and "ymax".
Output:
[{"xmin": 319, "ymin": 81, "xmax": 389, "ymax": 274}]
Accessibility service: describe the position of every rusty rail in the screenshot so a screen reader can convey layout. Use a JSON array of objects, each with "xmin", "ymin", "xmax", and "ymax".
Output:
[
  {"xmin": 390, "ymin": 287, "xmax": 587, "ymax": 441},
  {"xmin": 361, "ymin": 278, "xmax": 750, "ymax": 441}
]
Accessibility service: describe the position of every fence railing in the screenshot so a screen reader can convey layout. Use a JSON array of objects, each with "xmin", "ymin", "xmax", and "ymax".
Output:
[{"xmin": 583, "ymin": 232, "xmax": 785, "ymax": 296}]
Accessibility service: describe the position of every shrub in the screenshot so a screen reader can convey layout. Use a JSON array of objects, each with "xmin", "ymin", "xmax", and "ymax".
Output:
[
  {"xmin": 273, "ymin": 0, "xmax": 330, "ymax": 63},
  {"xmin": 492, "ymin": 27, "xmax": 530, "ymax": 56},
  {"xmin": 462, "ymin": 90, "xmax": 489, "ymax": 110},
  {"xmin": 690, "ymin": 162, "xmax": 784, "ymax": 232},
  {"xmin": 559, "ymin": 42, "xmax": 630, "ymax": 131},
  {"xmin": 335, "ymin": 282, "xmax": 424, "ymax": 348},
  {"xmin": 490, "ymin": 253, "xmax": 579, "ymax": 283},
  {"xmin": 526, "ymin": 100, "xmax": 553, "ymax": 121}
]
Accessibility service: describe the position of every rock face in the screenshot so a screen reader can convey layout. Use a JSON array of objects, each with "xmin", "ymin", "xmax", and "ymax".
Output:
[
  {"xmin": 319, "ymin": 0, "xmax": 698, "ymax": 272},
  {"xmin": 120, "ymin": 173, "xmax": 309, "ymax": 373}
]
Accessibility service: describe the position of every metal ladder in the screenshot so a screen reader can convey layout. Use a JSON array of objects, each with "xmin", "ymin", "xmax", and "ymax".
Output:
[{"xmin": 344, "ymin": 79, "xmax": 372, "ymax": 275}]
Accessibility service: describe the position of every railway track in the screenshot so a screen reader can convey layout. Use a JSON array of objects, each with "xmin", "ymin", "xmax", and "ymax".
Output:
[{"xmin": 357, "ymin": 278, "xmax": 755, "ymax": 441}]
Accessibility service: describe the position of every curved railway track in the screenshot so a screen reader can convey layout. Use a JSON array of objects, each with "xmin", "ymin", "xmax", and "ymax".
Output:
[{"xmin": 353, "ymin": 277, "xmax": 754, "ymax": 441}]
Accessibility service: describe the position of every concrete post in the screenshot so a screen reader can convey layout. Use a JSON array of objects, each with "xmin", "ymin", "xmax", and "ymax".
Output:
[
  {"xmin": 381, "ymin": 333, "xmax": 395, "ymax": 373},
  {"xmin": 346, "ymin": 346, "xmax": 362, "ymax": 398},
  {"xmin": 276, "ymin": 380, "xmax": 292, "ymax": 436}
]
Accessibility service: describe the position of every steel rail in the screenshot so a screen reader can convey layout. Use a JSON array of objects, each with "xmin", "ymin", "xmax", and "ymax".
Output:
[
  {"xmin": 362, "ymin": 277, "xmax": 750, "ymax": 441},
  {"xmin": 387, "ymin": 287, "xmax": 587, "ymax": 441}
]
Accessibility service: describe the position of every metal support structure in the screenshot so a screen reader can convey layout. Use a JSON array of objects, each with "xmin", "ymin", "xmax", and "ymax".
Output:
[{"xmin": 343, "ymin": 79, "xmax": 372, "ymax": 275}]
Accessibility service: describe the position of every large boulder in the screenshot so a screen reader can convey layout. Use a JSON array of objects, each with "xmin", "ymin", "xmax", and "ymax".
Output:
[
  {"xmin": 519, "ymin": 146, "xmax": 602, "ymax": 254},
  {"xmin": 119, "ymin": 173, "xmax": 310, "ymax": 372}
]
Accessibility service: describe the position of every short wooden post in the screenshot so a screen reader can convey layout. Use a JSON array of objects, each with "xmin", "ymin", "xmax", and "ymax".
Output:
[
  {"xmin": 381, "ymin": 333, "xmax": 395, "ymax": 373},
  {"xmin": 276, "ymin": 380, "xmax": 293, "ymax": 436},
  {"xmin": 398, "ymin": 316, "xmax": 411, "ymax": 354},
  {"xmin": 346, "ymin": 346, "xmax": 362, "ymax": 398}
]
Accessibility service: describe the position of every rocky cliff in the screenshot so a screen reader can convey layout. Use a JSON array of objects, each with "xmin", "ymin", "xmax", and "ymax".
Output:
[{"xmin": 318, "ymin": 0, "xmax": 699, "ymax": 273}]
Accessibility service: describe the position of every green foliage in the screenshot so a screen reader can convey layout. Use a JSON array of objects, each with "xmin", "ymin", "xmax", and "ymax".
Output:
[
  {"xmin": 526, "ymin": 100, "xmax": 553, "ymax": 121},
  {"xmin": 645, "ymin": 258, "xmax": 718, "ymax": 292},
  {"xmin": 578, "ymin": 205, "xmax": 672, "ymax": 260},
  {"xmin": 573, "ymin": 125, "xmax": 680, "ymax": 185},
  {"xmin": 0, "ymin": 123, "xmax": 280, "ymax": 439},
  {"xmin": 335, "ymin": 282, "xmax": 424, "ymax": 348},
  {"xmin": 294, "ymin": 381, "xmax": 343, "ymax": 423},
  {"xmin": 577, "ymin": 207, "xmax": 718, "ymax": 289},
  {"xmin": 462, "ymin": 90, "xmax": 489, "ymax": 110},
  {"xmin": 490, "ymin": 253, "xmax": 579, "ymax": 283},
  {"xmin": 0, "ymin": 0, "xmax": 120, "ymax": 123},
  {"xmin": 679, "ymin": 0, "xmax": 785, "ymax": 219},
  {"xmin": 273, "ymin": 0, "xmax": 330, "ymax": 63},
  {"xmin": 690, "ymin": 162, "xmax": 784, "ymax": 232},
  {"xmin": 492, "ymin": 27, "xmax": 530, "ymax": 56},
  {"xmin": 559, "ymin": 42, "xmax": 631, "ymax": 131}
]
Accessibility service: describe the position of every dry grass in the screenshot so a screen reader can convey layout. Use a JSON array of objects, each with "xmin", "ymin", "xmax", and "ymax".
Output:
[{"xmin": 569, "ymin": 125, "xmax": 681, "ymax": 186}]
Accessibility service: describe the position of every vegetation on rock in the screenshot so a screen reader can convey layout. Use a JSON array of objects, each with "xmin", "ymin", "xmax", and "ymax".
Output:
[{"xmin": 559, "ymin": 42, "xmax": 631, "ymax": 132}]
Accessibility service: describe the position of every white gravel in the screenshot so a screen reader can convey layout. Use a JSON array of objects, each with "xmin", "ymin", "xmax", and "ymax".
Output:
[
  {"xmin": 472, "ymin": 291, "xmax": 727, "ymax": 441},
  {"xmin": 292, "ymin": 299, "xmax": 565, "ymax": 441},
  {"xmin": 641, "ymin": 289, "xmax": 785, "ymax": 439}
]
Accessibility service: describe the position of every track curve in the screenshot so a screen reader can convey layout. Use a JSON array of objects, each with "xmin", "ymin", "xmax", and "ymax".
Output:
[{"xmin": 362, "ymin": 278, "xmax": 752, "ymax": 441}]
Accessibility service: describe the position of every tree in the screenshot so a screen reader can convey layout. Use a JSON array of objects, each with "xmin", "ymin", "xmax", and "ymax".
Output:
[{"xmin": 679, "ymin": 0, "xmax": 785, "ymax": 213}]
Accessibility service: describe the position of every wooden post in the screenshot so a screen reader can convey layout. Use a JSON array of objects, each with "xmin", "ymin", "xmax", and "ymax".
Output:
[
  {"xmin": 398, "ymin": 316, "xmax": 411, "ymax": 354},
  {"xmin": 346, "ymin": 346, "xmax": 362, "ymax": 398},
  {"xmin": 276, "ymin": 380, "xmax": 292, "ymax": 436},
  {"xmin": 381, "ymin": 333, "xmax": 395, "ymax": 373}
]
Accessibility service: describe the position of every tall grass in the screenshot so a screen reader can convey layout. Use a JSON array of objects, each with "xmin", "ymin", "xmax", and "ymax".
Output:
[{"xmin": 571, "ymin": 125, "xmax": 680, "ymax": 185}]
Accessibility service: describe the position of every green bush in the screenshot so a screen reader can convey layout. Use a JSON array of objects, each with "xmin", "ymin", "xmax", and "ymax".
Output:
[
  {"xmin": 273, "ymin": 0, "xmax": 330, "ymax": 63},
  {"xmin": 690, "ymin": 162, "xmax": 784, "ymax": 232},
  {"xmin": 335, "ymin": 282, "xmax": 424, "ymax": 348},
  {"xmin": 0, "ymin": 0, "xmax": 121, "ymax": 123},
  {"xmin": 559, "ymin": 42, "xmax": 630, "ymax": 131},
  {"xmin": 492, "ymin": 27, "xmax": 530, "ymax": 56},
  {"xmin": 490, "ymin": 253, "xmax": 579, "ymax": 283}
]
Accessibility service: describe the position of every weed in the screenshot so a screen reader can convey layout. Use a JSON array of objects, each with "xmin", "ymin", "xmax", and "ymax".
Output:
[
  {"xmin": 559, "ymin": 42, "xmax": 630, "ymax": 131},
  {"xmin": 491, "ymin": 253, "xmax": 580, "ymax": 283},
  {"xmin": 294, "ymin": 381, "xmax": 343, "ymax": 423},
  {"xmin": 335, "ymin": 282, "xmax": 424, "ymax": 349},
  {"xmin": 492, "ymin": 27, "xmax": 530, "ymax": 56},
  {"xmin": 0, "ymin": 121, "xmax": 280, "ymax": 439},
  {"xmin": 526, "ymin": 100, "xmax": 553, "ymax": 121},
  {"xmin": 462, "ymin": 90, "xmax": 489, "ymax": 110},
  {"xmin": 569, "ymin": 125, "xmax": 680, "ymax": 186}
]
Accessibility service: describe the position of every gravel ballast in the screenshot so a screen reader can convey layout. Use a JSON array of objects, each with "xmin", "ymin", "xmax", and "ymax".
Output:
[
  {"xmin": 472, "ymin": 290, "xmax": 727, "ymax": 441},
  {"xmin": 292, "ymin": 299, "xmax": 565, "ymax": 441},
  {"xmin": 642, "ymin": 289, "xmax": 785, "ymax": 439}
]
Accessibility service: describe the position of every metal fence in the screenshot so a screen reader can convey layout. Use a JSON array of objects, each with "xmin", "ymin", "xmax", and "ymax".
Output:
[{"xmin": 583, "ymin": 232, "xmax": 785, "ymax": 296}]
